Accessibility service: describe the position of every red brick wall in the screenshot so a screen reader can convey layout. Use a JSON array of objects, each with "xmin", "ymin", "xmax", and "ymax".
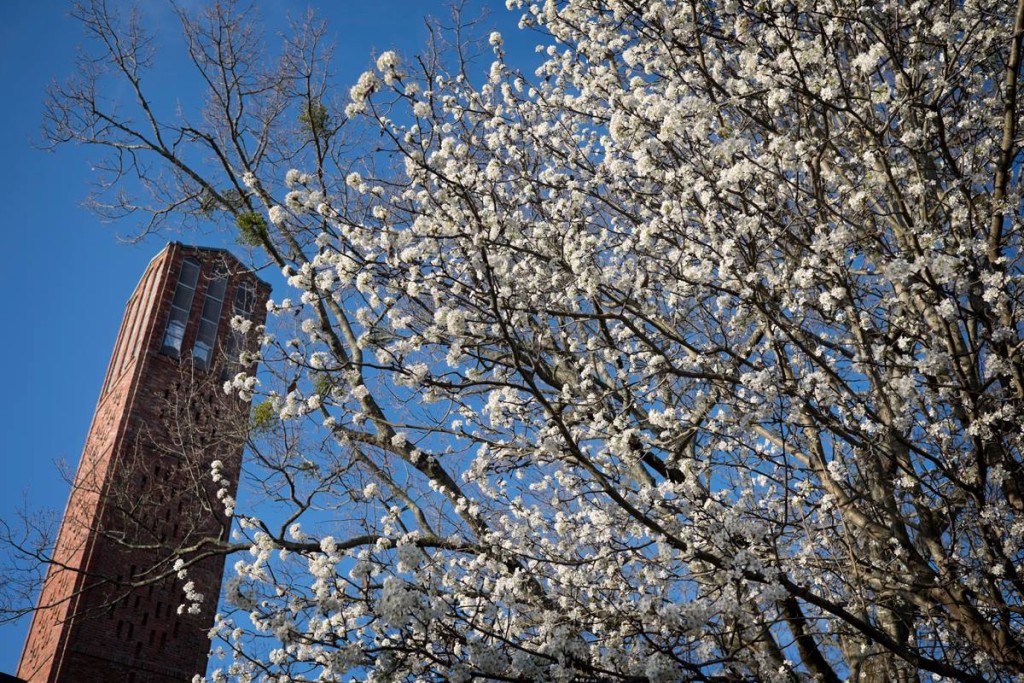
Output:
[{"xmin": 18, "ymin": 244, "xmax": 269, "ymax": 683}]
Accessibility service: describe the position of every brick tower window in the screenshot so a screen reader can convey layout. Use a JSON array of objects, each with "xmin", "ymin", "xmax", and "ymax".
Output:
[
  {"xmin": 193, "ymin": 266, "xmax": 228, "ymax": 369},
  {"xmin": 223, "ymin": 281, "xmax": 257, "ymax": 375},
  {"xmin": 234, "ymin": 280, "xmax": 257, "ymax": 316},
  {"xmin": 161, "ymin": 257, "xmax": 201, "ymax": 356}
]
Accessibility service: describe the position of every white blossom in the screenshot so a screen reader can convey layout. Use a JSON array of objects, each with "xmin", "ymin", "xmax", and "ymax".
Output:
[{"xmin": 72, "ymin": 1, "xmax": 1024, "ymax": 681}]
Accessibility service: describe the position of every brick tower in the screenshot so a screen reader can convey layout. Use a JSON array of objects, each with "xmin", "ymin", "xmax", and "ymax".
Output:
[{"xmin": 17, "ymin": 243, "xmax": 269, "ymax": 683}]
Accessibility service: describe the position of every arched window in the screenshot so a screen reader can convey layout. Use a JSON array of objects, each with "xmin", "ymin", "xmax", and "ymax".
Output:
[
  {"xmin": 192, "ymin": 266, "xmax": 228, "ymax": 369},
  {"xmin": 161, "ymin": 258, "xmax": 200, "ymax": 357}
]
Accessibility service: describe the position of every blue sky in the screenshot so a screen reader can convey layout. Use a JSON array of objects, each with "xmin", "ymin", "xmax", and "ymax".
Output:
[{"xmin": 0, "ymin": 1, "xmax": 531, "ymax": 674}]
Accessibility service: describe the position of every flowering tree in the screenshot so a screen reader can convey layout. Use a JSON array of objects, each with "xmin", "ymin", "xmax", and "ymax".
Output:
[{"xmin": 29, "ymin": 0, "xmax": 1024, "ymax": 680}]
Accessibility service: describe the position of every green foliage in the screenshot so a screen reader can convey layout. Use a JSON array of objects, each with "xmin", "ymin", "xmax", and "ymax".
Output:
[
  {"xmin": 313, "ymin": 373, "xmax": 334, "ymax": 398},
  {"xmin": 299, "ymin": 100, "xmax": 331, "ymax": 139},
  {"xmin": 250, "ymin": 400, "xmax": 277, "ymax": 434},
  {"xmin": 236, "ymin": 211, "xmax": 268, "ymax": 247}
]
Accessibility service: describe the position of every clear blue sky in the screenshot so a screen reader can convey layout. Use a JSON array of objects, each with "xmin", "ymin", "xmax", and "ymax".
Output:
[{"xmin": 0, "ymin": 1, "xmax": 530, "ymax": 674}]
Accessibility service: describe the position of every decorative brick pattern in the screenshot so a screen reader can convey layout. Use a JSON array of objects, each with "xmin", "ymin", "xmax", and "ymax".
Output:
[{"xmin": 18, "ymin": 244, "xmax": 269, "ymax": 683}]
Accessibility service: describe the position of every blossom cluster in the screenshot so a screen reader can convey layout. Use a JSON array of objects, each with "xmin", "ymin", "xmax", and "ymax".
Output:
[{"xmin": 206, "ymin": 0, "xmax": 1024, "ymax": 681}]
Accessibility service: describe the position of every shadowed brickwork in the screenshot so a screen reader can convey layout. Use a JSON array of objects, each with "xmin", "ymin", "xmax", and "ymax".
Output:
[{"xmin": 17, "ymin": 244, "xmax": 269, "ymax": 683}]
